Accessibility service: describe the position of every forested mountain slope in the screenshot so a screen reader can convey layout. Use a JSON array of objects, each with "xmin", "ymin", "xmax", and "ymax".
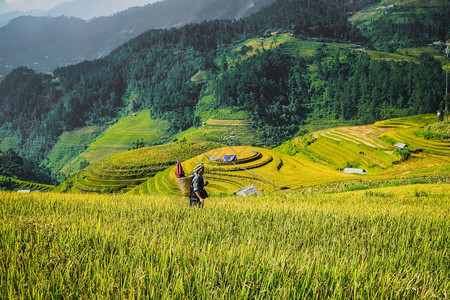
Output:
[
  {"xmin": 0, "ymin": 0, "xmax": 277, "ymax": 79},
  {"xmin": 350, "ymin": 0, "xmax": 449, "ymax": 51}
]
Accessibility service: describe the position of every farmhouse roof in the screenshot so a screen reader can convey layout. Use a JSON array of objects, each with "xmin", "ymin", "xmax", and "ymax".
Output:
[
  {"xmin": 233, "ymin": 184, "xmax": 262, "ymax": 197},
  {"xmin": 343, "ymin": 168, "xmax": 368, "ymax": 174},
  {"xmin": 395, "ymin": 142, "xmax": 407, "ymax": 149},
  {"xmin": 223, "ymin": 155, "xmax": 237, "ymax": 162}
]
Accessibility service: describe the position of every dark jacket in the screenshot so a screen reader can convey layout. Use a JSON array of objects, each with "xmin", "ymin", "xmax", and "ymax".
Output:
[{"xmin": 190, "ymin": 174, "xmax": 208, "ymax": 203}]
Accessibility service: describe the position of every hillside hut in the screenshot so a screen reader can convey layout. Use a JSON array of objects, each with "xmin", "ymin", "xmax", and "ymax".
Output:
[
  {"xmin": 233, "ymin": 184, "xmax": 262, "ymax": 197},
  {"xmin": 395, "ymin": 142, "xmax": 407, "ymax": 150},
  {"xmin": 343, "ymin": 168, "xmax": 368, "ymax": 174},
  {"xmin": 223, "ymin": 155, "xmax": 237, "ymax": 162}
]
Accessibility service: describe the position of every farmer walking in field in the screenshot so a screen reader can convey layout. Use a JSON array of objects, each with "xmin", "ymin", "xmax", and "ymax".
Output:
[{"xmin": 190, "ymin": 163, "xmax": 209, "ymax": 207}]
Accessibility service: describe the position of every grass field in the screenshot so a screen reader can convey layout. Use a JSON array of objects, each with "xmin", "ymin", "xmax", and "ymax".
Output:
[
  {"xmin": 80, "ymin": 111, "xmax": 172, "ymax": 163},
  {"xmin": 45, "ymin": 126, "xmax": 102, "ymax": 178},
  {"xmin": 1, "ymin": 183, "xmax": 448, "ymax": 298}
]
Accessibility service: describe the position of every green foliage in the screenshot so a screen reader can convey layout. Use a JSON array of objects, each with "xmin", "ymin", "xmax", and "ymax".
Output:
[
  {"xmin": 0, "ymin": 149, "xmax": 53, "ymax": 184},
  {"xmin": 309, "ymin": 49, "xmax": 444, "ymax": 123},
  {"xmin": 414, "ymin": 121, "xmax": 450, "ymax": 141},
  {"xmin": 130, "ymin": 139, "xmax": 146, "ymax": 150},
  {"xmin": 0, "ymin": 177, "xmax": 14, "ymax": 190},
  {"xmin": 379, "ymin": 135, "xmax": 396, "ymax": 145},
  {"xmin": 212, "ymin": 49, "xmax": 310, "ymax": 144},
  {"xmin": 394, "ymin": 146, "xmax": 411, "ymax": 161},
  {"xmin": 350, "ymin": 0, "xmax": 449, "ymax": 52}
]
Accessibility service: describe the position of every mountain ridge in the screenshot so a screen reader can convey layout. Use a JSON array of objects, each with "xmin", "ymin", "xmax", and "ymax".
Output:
[{"xmin": 0, "ymin": 0, "xmax": 277, "ymax": 79}]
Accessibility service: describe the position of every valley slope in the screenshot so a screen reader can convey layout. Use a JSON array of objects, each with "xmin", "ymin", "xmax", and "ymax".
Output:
[{"xmin": 65, "ymin": 114, "xmax": 449, "ymax": 196}]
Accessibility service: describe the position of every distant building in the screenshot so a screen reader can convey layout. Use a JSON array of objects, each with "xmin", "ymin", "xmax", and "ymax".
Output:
[
  {"xmin": 234, "ymin": 184, "xmax": 262, "ymax": 197},
  {"xmin": 395, "ymin": 142, "xmax": 407, "ymax": 150},
  {"xmin": 223, "ymin": 155, "xmax": 237, "ymax": 162},
  {"xmin": 343, "ymin": 168, "xmax": 367, "ymax": 174}
]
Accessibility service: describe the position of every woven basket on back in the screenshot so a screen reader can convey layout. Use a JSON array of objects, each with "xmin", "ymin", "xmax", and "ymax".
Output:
[{"xmin": 178, "ymin": 175, "xmax": 193, "ymax": 197}]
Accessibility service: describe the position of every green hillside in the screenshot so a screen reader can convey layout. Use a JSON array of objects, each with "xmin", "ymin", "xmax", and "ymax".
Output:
[
  {"xmin": 44, "ymin": 126, "xmax": 102, "ymax": 180},
  {"xmin": 0, "ymin": 0, "xmax": 447, "ymax": 185},
  {"xmin": 0, "ymin": 175, "xmax": 54, "ymax": 192},
  {"xmin": 49, "ymin": 35, "xmax": 446, "ymax": 180},
  {"xmin": 68, "ymin": 141, "xmax": 222, "ymax": 193},
  {"xmin": 79, "ymin": 111, "xmax": 172, "ymax": 163},
  {"xmin": 349, "ymin": 0, "xmax": 448, "ymax": 51}
]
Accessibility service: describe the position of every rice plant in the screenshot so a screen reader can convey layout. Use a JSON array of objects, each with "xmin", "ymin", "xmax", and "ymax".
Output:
[{"xmin": 1, "ymin": 183, "xmax": 448, "ymax": 299}]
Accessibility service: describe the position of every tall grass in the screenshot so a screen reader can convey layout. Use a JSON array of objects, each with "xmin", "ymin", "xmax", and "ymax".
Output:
[{"xmin": 0, "ymin": 184, "xmax": 448, "ymax": 299}]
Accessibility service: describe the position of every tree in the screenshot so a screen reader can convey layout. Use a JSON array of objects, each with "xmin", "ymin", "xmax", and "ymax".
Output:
[{"xmin": 131, "ymin": 139, "xmax": 146, "ymax": 150}]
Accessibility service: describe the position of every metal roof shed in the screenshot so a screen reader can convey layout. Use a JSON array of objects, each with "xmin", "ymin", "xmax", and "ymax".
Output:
[
  {"xmin": 343, "ymin": 168, "xmax": 368, "ymax": 174},
  {"xmin": 395, "ymin": 142, "xmax": 407, "ymax": 150},
  {"xmin": 233, "ymin": 184, "xmax": 262, "ymax": 197}
]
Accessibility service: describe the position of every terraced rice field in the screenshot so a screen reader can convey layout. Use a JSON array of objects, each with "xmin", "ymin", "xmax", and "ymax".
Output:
[
  {"xmin": 306, "ymin": 125, "xmax": 399, "ymax": 173},
  {"xmin": 205, "ymin": 119, "xmax": 251, "ymax": 126},
  {"xmin": 297, "ymin": 115, "xmax": 449, "ymax": 177},
  {"xmin": 174, "ymin": 118, "xmax": 259, "ymax": 146},
  {"xmin": 72, "ymin": 115, "xmax": 449, "ymax": 196},
  {"xmin": 0, "ymin": 176, "xmax": 55, "ymax": 192},
  {"xmin": 163, "ymin": 146, "xmax": 350, "ymax": 197},
  {"xmin": 72, "ymin": 142, "xmax": 221, "ymax": 194}
]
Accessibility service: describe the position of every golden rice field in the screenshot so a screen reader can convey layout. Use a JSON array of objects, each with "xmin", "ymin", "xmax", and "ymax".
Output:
[
  {"xmin": 72, "ymin": 142, "xmax": 221, "ymax": 194},
  {"xmin": 0, "ymin": 183, "xmax": 448, "ymax": 299},
  {"xmin": 296, "ymin": 115, "xmax": 450, "ymax": 177},
  {"xmin": 71, "ymin": 114, "xmax": 449, "ymax": 197}
]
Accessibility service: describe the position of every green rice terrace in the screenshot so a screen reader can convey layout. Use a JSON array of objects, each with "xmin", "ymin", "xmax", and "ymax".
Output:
[
  {"xmin": 0, "ymin": 175, "xmax": 54, "ymax": 192},
  {"xmin": 69, "ymin": 142, "xmax": 222, "ymax": 193},
  {"xmin": 68, "ymin": 114, "xmax": 449, "ymax": 196},
  {"xmin": 293, "ymin": 115, "xmax": 449, "ymax": 177}
]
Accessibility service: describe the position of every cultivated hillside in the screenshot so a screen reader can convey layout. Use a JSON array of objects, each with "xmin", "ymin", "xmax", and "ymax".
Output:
[
  {"xmin": 350, "ymin": 0, "xmax": 449, "ymax": 51},
  {"xmin": 66, "ymin": 115, "xmax": 449, "ymax": 196}
]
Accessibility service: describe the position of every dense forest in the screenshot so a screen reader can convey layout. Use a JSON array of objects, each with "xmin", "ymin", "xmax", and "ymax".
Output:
[
  {"xmin": 353, "ymin": 2, "xmax": 449, "ymax": 52},
  {"xmin": 0, "ymin": 0, "xmax": 447, "ymax": 181},
  {"xmin": 0, "ymin": 149, "xmax": 53, "ymax": 184}
]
